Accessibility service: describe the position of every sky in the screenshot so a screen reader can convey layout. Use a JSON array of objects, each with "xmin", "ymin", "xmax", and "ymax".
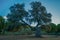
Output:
[{"xmin": 0, "ymin": 0, "xmax": 60, "ymax": 24}]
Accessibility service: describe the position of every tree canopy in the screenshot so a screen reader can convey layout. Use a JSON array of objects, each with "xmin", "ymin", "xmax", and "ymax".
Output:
[{"xmin": 7, "ymin": 1, "xmax": 52, "ymax": 37}]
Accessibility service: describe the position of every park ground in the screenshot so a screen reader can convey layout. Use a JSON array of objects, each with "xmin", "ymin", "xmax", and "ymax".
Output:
[{"xmin": 0, "ymin": 35, "xmax": 60, "ymax": 40}]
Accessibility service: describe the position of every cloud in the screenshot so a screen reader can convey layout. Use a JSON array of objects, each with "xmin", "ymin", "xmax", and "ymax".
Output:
[{"xmin": 3, "ymin": 16, "xmax": 7, "ymax": 19}]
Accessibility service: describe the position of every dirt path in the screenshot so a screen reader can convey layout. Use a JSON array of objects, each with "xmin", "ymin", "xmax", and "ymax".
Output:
[{"xmin": 0, "ymin": 35, "xmax": 60, "ymax": 40}]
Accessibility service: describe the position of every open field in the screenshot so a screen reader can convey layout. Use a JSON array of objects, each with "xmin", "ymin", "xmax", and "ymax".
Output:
[{"xmin": 0, "ymin": 35, "xmax": 60, "ymax": 40}]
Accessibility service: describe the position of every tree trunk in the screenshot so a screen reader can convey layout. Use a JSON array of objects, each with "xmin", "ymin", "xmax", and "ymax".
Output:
[{"xmin": 35, "ymin": 25, "xmax": 42, "ymax": 37}]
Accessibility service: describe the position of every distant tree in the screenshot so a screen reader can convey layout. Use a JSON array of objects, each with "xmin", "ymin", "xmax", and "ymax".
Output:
[
  {"xmin": 45, "ymin": 23, "xmax": 56, "ymax": 33},
  {"xmin": 4, "ymin": 21, "xmax": 13, "ymax": 31},
  {"xmin": 0, "ymin": 16, "xmax": 5, "ymax": 34},
  {"xmin": 57, "ymin": 24, "xmax": 60, "ymax": 33}
]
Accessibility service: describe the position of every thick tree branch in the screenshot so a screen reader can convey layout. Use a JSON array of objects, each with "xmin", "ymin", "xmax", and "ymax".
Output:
[{"xmin": 21, "ymin": 19, "xmax": 32, "ymax": 29}]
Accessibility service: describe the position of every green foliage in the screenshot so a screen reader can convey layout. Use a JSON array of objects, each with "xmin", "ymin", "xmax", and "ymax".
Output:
[
  {"xmin": 29, "ymin": 1, "xmax": 52, "ymax": 24},
  {"xmin": 7, "ymin": 3, "xmax": 29, "ymax": 31},
  {"xmin": 0, "ymin": 16, "xmax": 5, "ymax": 34},
  {"xmin": 7, "ymin": 3, "xmax": 28, "ymax": 22},
  {"xmin": 45, "ymin": 23, "xmax": 57, "ymax": 33},
  {"xmin": 57, "ymin": 24, "xmax": 60, "ymax": 32}
]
